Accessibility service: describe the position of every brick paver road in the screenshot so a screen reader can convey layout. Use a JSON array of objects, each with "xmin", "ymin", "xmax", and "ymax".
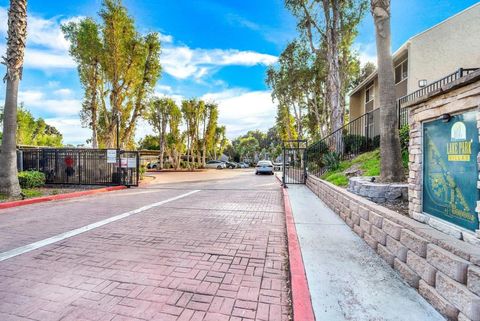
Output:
[{"xmin": 0, "ymin": 170, "xmax": 291, "ymax": 321}]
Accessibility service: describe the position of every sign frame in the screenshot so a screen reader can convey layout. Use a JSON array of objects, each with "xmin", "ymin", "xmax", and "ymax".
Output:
[
  {"xmin": 421, "ymin": 109, "xmax": 479, "ymax": 232},
  {"xmin": 107, "ymin": 149, "xmax": 117, "ymax": 164}
]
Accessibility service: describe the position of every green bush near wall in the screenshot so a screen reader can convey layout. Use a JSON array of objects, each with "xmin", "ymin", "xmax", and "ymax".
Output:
[{"xmin": 18, "ymin": 171, "xmax": 46, "ymax": 189}]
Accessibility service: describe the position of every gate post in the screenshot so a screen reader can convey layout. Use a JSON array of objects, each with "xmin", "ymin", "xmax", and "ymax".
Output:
[{"xmin": 303, "ymin": 144, "xmax": 307, "ymax": 183}]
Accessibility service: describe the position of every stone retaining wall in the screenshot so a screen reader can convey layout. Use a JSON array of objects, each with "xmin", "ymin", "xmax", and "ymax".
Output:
[
  {"xmin": 348, "ymin": 176, "xmax": 408, "ymax": 203},
  {"xmin": 306, "ymin": 175, "xmax": 480, "ymax": 321}
]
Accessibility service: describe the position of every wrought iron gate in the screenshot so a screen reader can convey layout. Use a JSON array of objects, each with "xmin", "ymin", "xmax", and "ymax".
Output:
[
  {"xmin": 18, "ymin": 148, "xmax": 140, "ymax": 187},
  {"xmin": 282, "ymin": 140, "xmax": 307, "ymax": 185}
]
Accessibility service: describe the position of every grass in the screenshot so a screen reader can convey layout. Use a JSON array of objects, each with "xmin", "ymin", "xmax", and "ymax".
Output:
[
  {"xmin": 0, "ymin": 188, "xmax": 43, "ymax": 202},
  {"xmin": 21, "ymin": 188, "xmax": 43, "ymax": 198},
  {"xmin": 321, "ymin": 149, "xmax": 381, "ymax": 187}
]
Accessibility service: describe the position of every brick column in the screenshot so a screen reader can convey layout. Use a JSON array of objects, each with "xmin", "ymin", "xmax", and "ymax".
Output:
[{"xmin": 408, "ymin": 110, "xmax": 428, "ymax": 223}]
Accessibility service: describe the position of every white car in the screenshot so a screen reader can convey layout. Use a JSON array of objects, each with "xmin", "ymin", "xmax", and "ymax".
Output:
[
  {"xmin": 205, "ymin": 160, "xmax": 226, "ymax": 169},
  {"xmin": 255, "ymin": 160, "xmax": 274, "ymax": 175}
]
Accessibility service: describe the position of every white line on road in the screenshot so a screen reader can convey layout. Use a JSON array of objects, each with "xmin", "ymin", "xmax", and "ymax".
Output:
[{"xmin": 0, "ymin": 190, "xmax": 200, "ymax": 262}]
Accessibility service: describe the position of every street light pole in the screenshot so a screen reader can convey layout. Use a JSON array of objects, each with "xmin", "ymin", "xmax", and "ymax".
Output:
[{"xmin": 116, "ymin": 113, "xmax": 120, "ymax": 151}]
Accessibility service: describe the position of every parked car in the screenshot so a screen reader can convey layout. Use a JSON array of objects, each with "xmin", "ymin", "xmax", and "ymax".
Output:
[
  {"xmin": 273, "ymin": 162, "xmax": 283, "ymax": 171},
  {"xmin": 238, "ymin": 162, "xmax": 249, "ymax": 168},
  {"xmin": 205, "ymin": 160, "xmax": 226, "ymax": 169},
  {"xmin": 255, "ymin": 160, "xmax": 274, "ymax": 175},
  {"xmin": 225, "ymin": 161, "xmax": 238, "ymax": 169},
  {"xmin": 146, "ymin": 161, "xmax": 157, "ymax": 169}
]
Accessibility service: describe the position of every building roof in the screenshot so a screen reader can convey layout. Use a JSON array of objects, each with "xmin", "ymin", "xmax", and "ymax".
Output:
[{"xmin": 349, "ymin": 2, "xmax": 480, "ymax": 97}]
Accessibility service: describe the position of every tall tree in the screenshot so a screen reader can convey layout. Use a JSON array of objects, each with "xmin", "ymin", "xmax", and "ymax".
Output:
[
  {"xmin": 62, "ymin": 18, "xmax": 103, "ymax": 148},
  {"xmin": 285, "ymin": 0, "xmax": 366, "ymax": 140},
  {"xmin": 167, "ymin": 102, "xmax": 183, "ymax": 169},
  {"xmin": 371, "ymin": 0, "xmax": 403, "ymax": 182},
  {"xmin": 181, "ymin": 99, "xmax": 197, "ymax": 168},
  {"xmin": 147, "ymin": 97, "xmax": 176, "ymax": 169},
  {"xmin": 63, "ymin": 0, "xmax": 161, "ymax": 148},
  {"xmin": 0, "ymin": 0, "xmax": 27, "ymax": 196},
  {"xmin": 213, "ymin": 125, "xmax": 227, "ymax": 160},
  {"xmin": 203, "ymin": 103, "xmax": 218, "ymax": 165}
]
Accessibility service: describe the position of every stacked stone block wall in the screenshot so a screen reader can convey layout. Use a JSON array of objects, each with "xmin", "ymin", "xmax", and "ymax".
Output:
[{"xmin": 306, "ymin": 175, "xmax": 480, "ymax": 321}]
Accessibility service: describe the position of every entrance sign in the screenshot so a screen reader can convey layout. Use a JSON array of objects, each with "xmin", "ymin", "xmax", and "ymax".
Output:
[
  {"xmin": 423, "ymin": 110, "xmax": 479, "ymax": 231},
  {"xmin": 127, "ymin": 157, "xmax": 137, "ymax": 168},
  {"xmin": 107, "ymin": 149, "xmax": 117, "ymax": 163}
]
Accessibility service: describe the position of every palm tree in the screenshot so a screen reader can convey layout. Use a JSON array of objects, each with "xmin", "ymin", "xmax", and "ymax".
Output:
[
  {"xmin": 0, "ymin": 0, "xmax": 28, "ymax": 196},
  {"xmin": 371, "ymin": 0, "xmax": 404, "ymax": 182}
]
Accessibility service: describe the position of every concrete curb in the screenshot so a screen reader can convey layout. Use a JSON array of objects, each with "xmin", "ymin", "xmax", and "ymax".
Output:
[
  {"xmin": 277, "ymin": 175, "xmax": 315, "ymax": 321},
  {"xmin": 0, "ymin": 185, "xmax": 127, "ymax": 210}
]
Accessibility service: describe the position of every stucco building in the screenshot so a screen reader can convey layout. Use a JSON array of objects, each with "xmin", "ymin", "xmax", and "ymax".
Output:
[{"xmin": 348, "ymin": 3, "xmax": 480, "ymax": 132}]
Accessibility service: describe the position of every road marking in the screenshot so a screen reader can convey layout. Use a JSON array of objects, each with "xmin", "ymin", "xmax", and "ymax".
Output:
[{"xmin": 0, "ymin": 190, "xmax": 200, "ymax": 262}]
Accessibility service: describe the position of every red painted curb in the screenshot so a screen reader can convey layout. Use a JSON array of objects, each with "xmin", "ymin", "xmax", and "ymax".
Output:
[
  {"xmin": 281, "ymin": 184, "xmax": 316, "ymax": 321},
  {"xmin": 0, "ymin": 185, "xmax": 127, "ymax": 210}
]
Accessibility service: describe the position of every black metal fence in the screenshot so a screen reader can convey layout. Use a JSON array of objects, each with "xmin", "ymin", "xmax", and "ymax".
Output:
[
  {"xmin": 398, "ymin": 68, "xmax": 478, "ymax": 108},
  {"xmin": 283, "ymin": 140, "xmax": 307, "ymax": 185},
  {"xmin": 306, "ymin": 108, "xmax": 382, "ymax": 178},
  {"xmin": 18, "ymin": 148, "xmax": 139, "ymax": 186}
]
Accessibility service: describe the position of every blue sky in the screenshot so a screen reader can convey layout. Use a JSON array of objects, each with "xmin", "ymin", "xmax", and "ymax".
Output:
[{"xmin": 0, "ymin": 0, "xmax": 478, "ymax": 145}]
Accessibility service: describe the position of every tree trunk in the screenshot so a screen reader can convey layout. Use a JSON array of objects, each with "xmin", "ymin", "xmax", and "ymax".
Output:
[
  {"xmin": 0, "ymin": 0, "xmax": 27, "ymax": 197},
  {"xmin": 371, "ymin": 0, "xmax": 404, "ymax": 182},
  {"xmin": 325, "ymin": 1, "xmax": 343, "ymax": 150},
  {"xmin": 0, "ymin": 78, "xmax": 22, "ymax": 196},
  {"xmin": 158, "ymin": 116, "xmax": 167, "ymax": 170}
]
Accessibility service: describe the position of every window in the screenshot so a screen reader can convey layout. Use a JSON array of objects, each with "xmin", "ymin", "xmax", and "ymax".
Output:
[
  {"xmin": 395, "ymin": 59, "xmax": 408, "ymax": 84},
  {"xmin": 365, "ymin": 83, "xmax": 374, "ymax": 103}
]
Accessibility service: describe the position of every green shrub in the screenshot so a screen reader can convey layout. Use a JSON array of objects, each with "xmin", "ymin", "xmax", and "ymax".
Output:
[
  {"xmin": 18, "ymin": 171, "xmax": 46, "ymax": 189},
  {"xmin": 343, "ymin": 134, "xmax": 368, "ymax": 154},
  {"xmin": 370, "ymin": 135, "xmax": 380, "ymax": 148},
  {"xmin": 399, "ymin": 125, "xmax": 410, "ymax": 152},
  {"xmin": 322, "ymin": 151, "xmax": 341, "ymax": 171},
  {"xmin": 139, "ymin": 165, "xmax": 146, "ymax": 179}
]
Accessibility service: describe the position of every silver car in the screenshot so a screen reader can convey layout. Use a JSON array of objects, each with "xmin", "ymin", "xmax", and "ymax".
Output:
[
  {"xmin": 255, "ymin": 160, "xmax": 274, "ymax": 175},
  {"xmin": 205, "ymin": 160, "xmax": 226, "ymax": 169}
]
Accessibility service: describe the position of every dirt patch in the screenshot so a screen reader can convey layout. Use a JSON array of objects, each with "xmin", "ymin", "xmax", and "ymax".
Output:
[{"xmin": 382, "ymin": 199, "xmax": 409, "ymax": 216}]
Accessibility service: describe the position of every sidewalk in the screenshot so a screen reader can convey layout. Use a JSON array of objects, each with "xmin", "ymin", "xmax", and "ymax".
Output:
[{"xmin": 286, "ymin": 184, "xmax": 445, "ymax": 321}]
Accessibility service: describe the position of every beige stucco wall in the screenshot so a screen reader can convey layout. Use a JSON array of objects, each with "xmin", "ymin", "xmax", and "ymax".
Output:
[
  {"xmin": 349, "ymin": 92, "xmax": 363, "ymax": 120},
  {"xmin": 408, "ymin": 4, "xmax": 480, "ymax": 93}
]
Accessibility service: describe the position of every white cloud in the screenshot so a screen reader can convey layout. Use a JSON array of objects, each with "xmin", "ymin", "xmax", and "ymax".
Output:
[
  {"xmin": 354, "ymin": 42, "xmax": 377, "ymax": 66},
  {"xmin": 19, "ymin": 90, "xmax": 81, "ymax": 117},
  {"xmin": 44, "ymin": 117, "xmax": 90, "ymax": 145},
  {"xmin": 201, "ymin": 89, "xmax": 276, "ymax": 138},
  {"xmin": 53, "ymin": 88, "xmax": 73, "ymax": 97},
  {"xmin": 162, "ymin": 47, "xmax": 277, "ymax": 79},
  {"xmin": 159, "ymin": 33, "xmax": 173, "ymax": 43},
  {"xmin": 155, "ymin": 84, "xmax": 173, "ymax": 94},
  {"xmin": 0, "ymin": 8, "xmax": 76, "ymax": 70}
]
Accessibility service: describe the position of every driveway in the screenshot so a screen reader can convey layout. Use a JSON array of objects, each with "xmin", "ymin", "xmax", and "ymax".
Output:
[{"xmin": 0, "ymin": 170, "xmax": 290, "ymax": 321}]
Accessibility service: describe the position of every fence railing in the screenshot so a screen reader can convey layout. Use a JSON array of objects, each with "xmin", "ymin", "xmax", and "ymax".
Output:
[
  {"xmin": 306, "ymin": 67, "xmax": 478, "ymax": 178},
  {"xmin": 18, "ymin": 148, "xmax": 139, "ymax": 186},
  {"xmin": 306, "ymin": 108, "xmax": 381, "ymax": 177},
  {"xmin": 398, "ymin": 68, "xmax": 478, "ymax": 108}
]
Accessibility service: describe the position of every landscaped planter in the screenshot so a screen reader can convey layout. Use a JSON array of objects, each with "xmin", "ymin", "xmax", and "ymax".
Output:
[{"xmin": 348, "ymin": 176, "xmax": 408, "ymax": 203}]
